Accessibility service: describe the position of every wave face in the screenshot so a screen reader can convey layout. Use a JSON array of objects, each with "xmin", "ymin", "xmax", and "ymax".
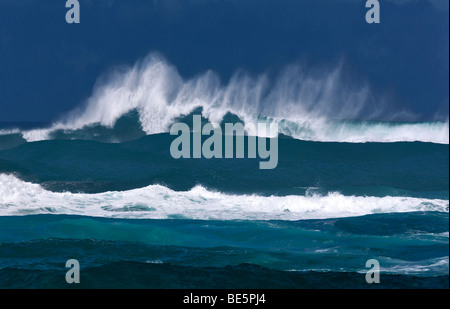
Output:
[
  {"xmin": 1, "ymin": 54, "xmax": 447, "ymax": 144},
  {"xmin": 0, "ymin": 134, "xmax": 448, "ymax": 196}
]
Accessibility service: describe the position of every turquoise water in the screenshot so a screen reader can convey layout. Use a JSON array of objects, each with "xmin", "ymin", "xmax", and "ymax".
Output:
[
  {"xmin": 0, "ymin": 117, "xmax": 448, "ymax": 288},
  {"xmin": 0, "ymin": 213, "xmax": 448, "ymax": 288}
]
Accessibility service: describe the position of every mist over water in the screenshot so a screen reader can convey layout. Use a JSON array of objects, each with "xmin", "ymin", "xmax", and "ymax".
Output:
[{"xmin": 1, "ymin": 53, "xmax": 447, "ymax": 144}]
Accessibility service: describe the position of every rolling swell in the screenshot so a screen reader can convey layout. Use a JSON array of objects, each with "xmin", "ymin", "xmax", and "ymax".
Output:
[
  {"xmin": 0, "ymin": 133, "xmax": 447, "ymax": 196},
  {"xmin": 0, "ymin": 213, "xmax": 448, "ymax": 288},
  {"xmin": 0, "ymin": 55, "xmax": 448, "ymax": 289},
  {"xmin": 2, "ymin": 262, "xmax": 448, "ymax": 289}
]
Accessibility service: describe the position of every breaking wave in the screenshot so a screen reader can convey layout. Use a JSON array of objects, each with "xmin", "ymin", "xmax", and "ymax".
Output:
[
  {"xmin": 1, "ymin": 53, "xmax": 446, "ymax": 144},
  {"xmin": 0, "ymin": 174, "xmax": 447, "ymax": 220}
]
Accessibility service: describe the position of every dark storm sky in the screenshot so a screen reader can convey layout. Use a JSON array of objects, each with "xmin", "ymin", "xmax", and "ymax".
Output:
[{"xmin": 0, "ymin": 0, "xmax": 448, "ymax": 122}]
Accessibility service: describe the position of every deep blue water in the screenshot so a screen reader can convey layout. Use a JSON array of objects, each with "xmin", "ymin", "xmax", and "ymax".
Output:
[{"xmin": 0, "ymin": 0, "xmax": 448, "ymax": 290}]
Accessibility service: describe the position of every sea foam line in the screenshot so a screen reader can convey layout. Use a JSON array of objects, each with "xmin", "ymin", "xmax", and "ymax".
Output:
[{"xmin": 0, "ymin": 174, "xmax": 448, "ymax": 220}]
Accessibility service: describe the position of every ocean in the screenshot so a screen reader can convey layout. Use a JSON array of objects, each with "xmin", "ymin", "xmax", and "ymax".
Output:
[{"xmin": 0, "ymin": 56, "xmax": 448, "ymax": 289}]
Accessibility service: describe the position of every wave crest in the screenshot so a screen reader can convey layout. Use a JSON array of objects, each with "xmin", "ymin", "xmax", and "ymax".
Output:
[
  {"xmin": 6, "ymin": 53, "xmax": 449, "ymax": 144},
  {"xmin": 0, "ymin": 174, "xmax": 448, "ymax": 220}
]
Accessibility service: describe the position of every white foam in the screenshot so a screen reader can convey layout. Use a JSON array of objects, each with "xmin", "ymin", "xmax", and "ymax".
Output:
[
  {"xmin": 21, "ymin": 128, "xmax": 52, "ymax": 142},
  {"xmin": 279, "ymin": 119, "xmax": 450, "ymax": 144},
  {"xmin": 17, "ymin": 53, "xmax": 448, "ymax": 144},
  {"xmin": 0, "ymin": 127, "xmax": 52, "ymax": 142},
  {"xmin": 0, "ymin": 128, "xmax": 21, "ymax": 135},
  {"xmin": 0, "ymin": 174, "xmax": 448, "ymax": 220},
  {"xmin": 378, "ymin": 257, "xmax": 449, "ymax": 276}
]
